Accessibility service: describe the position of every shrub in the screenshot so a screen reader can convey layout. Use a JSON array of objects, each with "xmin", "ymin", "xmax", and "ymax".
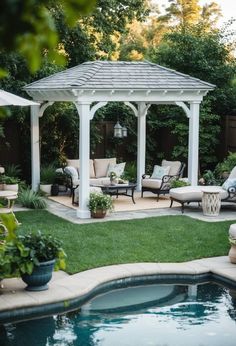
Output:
[
  {"xmin": 4, "ymin": 164, "xmax": 22, "ymax": 178},
  {"xmin": 215, "ymin": 152, "xmax": 236, "ymax": 178},
  {"xmin": 2, "ymin": 175, "xmax": 20, "ymax": 184},
  {"xmin": 40, "ymin": 164, "xmax": 56, "ymax": 184},
  {"xmin": 17, "ymin": 189, "xmax": 47, "ymax": 209},
  {"xmin": 121, "ymin": 162, "xmax": 136, "ymax": 183},
  {"xmin": 170, "ymin": 179, "xmax": 190, "ymax": 188}
]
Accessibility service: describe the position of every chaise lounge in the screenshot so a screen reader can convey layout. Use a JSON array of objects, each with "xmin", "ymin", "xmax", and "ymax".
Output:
[{"xmin": 170, "ymin": 166, "xmax": 236, "ymax": 213}]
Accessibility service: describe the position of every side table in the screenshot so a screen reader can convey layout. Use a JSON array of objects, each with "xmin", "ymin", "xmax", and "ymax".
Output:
[
  {"xmin": 0, "ymin": 190, "xmax": 18, "ymax": 212},
  {"xmin": 201, "ymin": 187, "xmax": 221, "ymax": 216}
]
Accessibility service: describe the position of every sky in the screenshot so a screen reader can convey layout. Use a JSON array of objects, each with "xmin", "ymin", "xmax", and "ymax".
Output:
[{"xmin": 156, "ymin": 0, "xmax": 236, "ymax": 27}]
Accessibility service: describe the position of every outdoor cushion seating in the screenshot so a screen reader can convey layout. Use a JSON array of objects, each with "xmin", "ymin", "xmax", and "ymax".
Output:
[
  {"xmin": 141, "ymin": 160, "xmax": 186, "ymax": 201},
  {"xmin": 63, "ymin": 158, "xmax": 126, "ymax": 203},
  {"xmin": 170, "ymin": 166, "xmax": 236, "ymax": 213}
]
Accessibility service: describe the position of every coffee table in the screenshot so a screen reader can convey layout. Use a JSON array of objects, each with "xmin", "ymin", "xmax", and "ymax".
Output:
[{"xmin": 92, "ymin": 183, "xmax": 137, "ymax": 204}]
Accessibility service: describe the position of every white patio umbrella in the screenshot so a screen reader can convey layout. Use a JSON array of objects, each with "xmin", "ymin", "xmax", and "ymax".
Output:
[{"xmin": 0, "ymin": 89, "xmax": 39, "ymax": 106}]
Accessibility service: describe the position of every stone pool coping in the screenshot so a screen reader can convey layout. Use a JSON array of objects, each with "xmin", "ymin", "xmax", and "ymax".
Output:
[{"xmin": 1, "ymin": 256, "xmax": 236, "ymax": 324}]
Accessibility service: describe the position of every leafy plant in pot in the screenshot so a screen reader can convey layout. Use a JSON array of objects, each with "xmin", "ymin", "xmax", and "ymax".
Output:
[
  {"xmin": 88, "ymin": 192, "xmax": 114, "ymax": 218},
  {"xmin": 40, "ymin": 164, "xmax": 57, "ymax": 195},
  {"xmin": 0, "ymin": 212, "xmax": 66, "ymax": 291},
  {"xmin": 18, "ymin": 231, "xmax": 66, "ymax": 291},
  {"xmin": 2, "ymin": 175, "xmax": 20, "ymax": 192}
]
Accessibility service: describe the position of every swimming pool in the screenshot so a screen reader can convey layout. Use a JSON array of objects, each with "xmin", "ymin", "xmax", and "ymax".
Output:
[{"xmin": 1, "ymin": 280, "xmax": 236, "ymax": 346}]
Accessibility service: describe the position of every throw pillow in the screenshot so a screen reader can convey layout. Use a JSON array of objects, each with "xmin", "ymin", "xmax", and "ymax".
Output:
[
  {"xmin": 222, "ymin": 178, "xmax": 236, "ymax": 190},
  {"xmin": 151, "ymin": 165, "xmax": 170, "ymax": 179},
  {"xmin": 64, "ymin": 166, "xmax": 79, "ymax": 181},
  {"xmin": 107, "ymin": 162, "xmax": 126, "ymax": 177}
]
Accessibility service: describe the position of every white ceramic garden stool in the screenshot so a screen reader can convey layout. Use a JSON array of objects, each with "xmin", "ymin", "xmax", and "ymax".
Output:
[
  {"xmin": 228, "ymin": 224, "xmax": 236, "ymax": 264},
  {"xmin": 201, "ymin": 187, "xmax": 221, "ymax": 216}
]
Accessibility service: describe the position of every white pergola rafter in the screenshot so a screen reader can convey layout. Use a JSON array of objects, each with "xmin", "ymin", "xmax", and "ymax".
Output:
[{"xmin": 25, "ymin": 61, "xmax": 215, "ymax": 219}]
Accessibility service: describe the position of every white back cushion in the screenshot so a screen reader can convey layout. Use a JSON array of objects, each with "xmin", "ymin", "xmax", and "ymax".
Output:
[
  {"xmin": 162, "ymin": 160, "xmax": 181, "ymax": 176},
  {"xmin": 94, "ymin": 158, "xmax": 116, "ymax": 178}
]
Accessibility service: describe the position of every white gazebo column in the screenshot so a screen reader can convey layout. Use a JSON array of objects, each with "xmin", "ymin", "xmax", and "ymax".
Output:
[
  {"xmin": 137, "ymin": 102, "xmax": 149, "ymax": 191},
  {"xmin": 31, "ymin": 105, "xmax": 40, "ymax": 191},
  {"xmin": 188, "ymin": 101, "xmax": 200, "ymax": 185},
  {"xmin": 74, "ymin": 101, "xmax": 92, "ymax": 219}
]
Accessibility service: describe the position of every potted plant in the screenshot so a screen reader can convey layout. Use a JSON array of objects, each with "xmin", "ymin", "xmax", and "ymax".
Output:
[
  {"xmin": 19, "ymin": 231, "xmax": 66, "ymax": 291},
  {"xmin": 88, "ymin": 192, "xmax": 114, "ymax": 218},
  {"xmin": 40, "ymin": 164, "xmax": 57, "ymax": 195},
  {"xmin": 229, "ymin": 237, "xmax": 236, "ymax": 264},
  {"xmin": 0, "ymin": 212, "xmax": 66, "ymax": 291},
  {"xmin": 2, "ymin": 175, "xmax": 20, "ymax": 192}
]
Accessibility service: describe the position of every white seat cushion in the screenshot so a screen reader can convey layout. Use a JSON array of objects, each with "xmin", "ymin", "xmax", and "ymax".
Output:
[
  {"xmin": 170, "ymin": 186, "xmax": 228, "ymax": 202},
  {"xmin": 142, "ymin": 178, "xmax": 162, "ymax": 189}
]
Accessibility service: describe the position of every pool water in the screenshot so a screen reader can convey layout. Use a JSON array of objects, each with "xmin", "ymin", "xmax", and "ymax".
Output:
[{"xmin": 1, "ymin": 281, "xmax": 236, "ymax": 346}]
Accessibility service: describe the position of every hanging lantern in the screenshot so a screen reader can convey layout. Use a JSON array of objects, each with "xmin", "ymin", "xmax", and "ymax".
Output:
[
  {"xmin": 122, "ymin": 126, "xmax": 128, "ymax": 137},
  {"xmin": 114, "ymin": 121, "xmax": 123, "ymax": 138}
]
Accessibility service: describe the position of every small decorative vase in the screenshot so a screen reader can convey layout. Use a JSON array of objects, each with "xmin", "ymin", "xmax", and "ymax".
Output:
[
  {"xmin": 21, "ymin": 259, "xmax": 55, "ymax": 291},
  {"xmin": 229, "ymin": 244, "xmax": 236, "ymax": 264},
  {"xmin": 91, "ymin": 209, "xmax": 106, "ymax": 218}
]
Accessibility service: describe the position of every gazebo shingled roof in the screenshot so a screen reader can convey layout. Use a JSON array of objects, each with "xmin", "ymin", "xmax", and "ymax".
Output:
[{"xmin": 25, "ymin": 61, "xmax": 215, "ymax": 92}]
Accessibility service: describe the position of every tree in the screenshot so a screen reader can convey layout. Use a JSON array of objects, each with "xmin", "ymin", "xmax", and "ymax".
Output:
[
  {"xmin": 0, "ymin": 0, "xmax": 96, "ymax": 73},
  {"xmin": 55, "ymin": 0, "xmax": 150, "ymax": 65},
  {"xmin": 158, "ymin": 0, "xmax": 221, "ymax": 30},
  {"xmin": 149, "ymin": 23, "xmax": 236, "ymax": 169}
]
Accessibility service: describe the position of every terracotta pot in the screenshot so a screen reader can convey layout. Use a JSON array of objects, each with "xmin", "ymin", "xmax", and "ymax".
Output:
[
  {"xmin": 229, "ymin": 244, "xmax": 236, "ymax": 264},
  {"xmin": 91, "ymin": 209, "xmax": 107, "ymax": 218}
]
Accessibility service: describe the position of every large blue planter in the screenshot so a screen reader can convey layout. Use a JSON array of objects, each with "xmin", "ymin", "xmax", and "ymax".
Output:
[{"xmin": 21, "ymin": 259, "xmax": 55, "ymax": 291}]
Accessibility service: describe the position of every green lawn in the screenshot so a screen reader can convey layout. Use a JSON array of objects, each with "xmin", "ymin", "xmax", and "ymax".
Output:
[{"xmin": 15, "ymin": 210, "xmax": 235, "ymax": 274}]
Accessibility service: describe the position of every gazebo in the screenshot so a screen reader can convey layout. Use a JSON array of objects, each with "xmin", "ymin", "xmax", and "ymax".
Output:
[{"xmin": 24, "ymin": 61, "xmax": 215, "ymax": 218}]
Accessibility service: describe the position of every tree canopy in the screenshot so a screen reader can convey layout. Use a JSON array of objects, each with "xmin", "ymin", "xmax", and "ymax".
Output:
[{"xmin": 0, "ymin": 0, "xmax": 96, "ymax": 73}]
